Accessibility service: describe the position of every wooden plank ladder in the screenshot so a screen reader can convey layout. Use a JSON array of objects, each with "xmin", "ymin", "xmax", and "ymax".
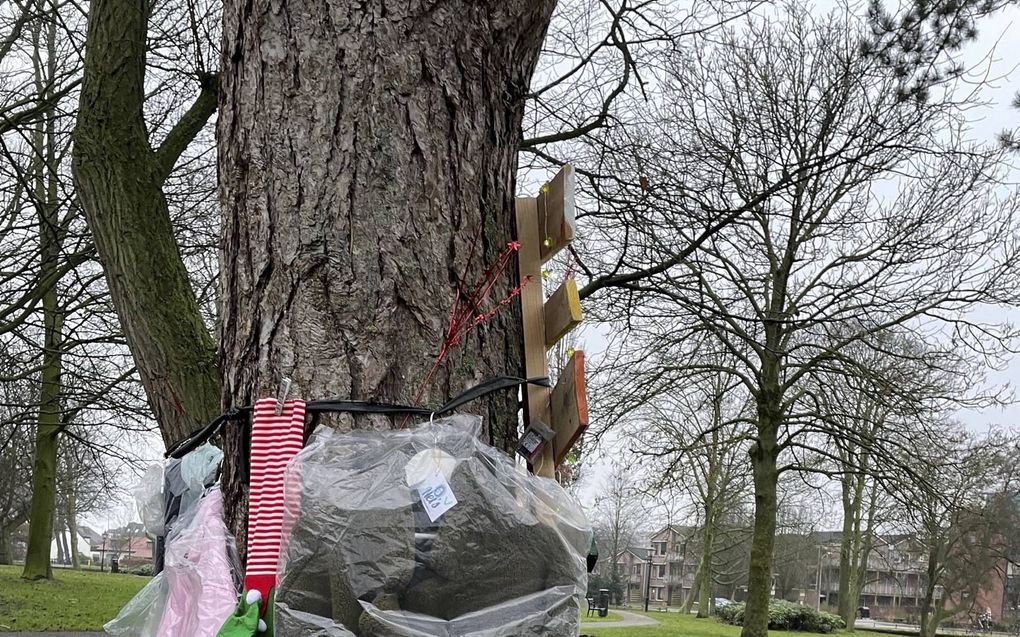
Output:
[{"xmin": 515, "ymin": 164, "xmax": 589, "ymax": 479}]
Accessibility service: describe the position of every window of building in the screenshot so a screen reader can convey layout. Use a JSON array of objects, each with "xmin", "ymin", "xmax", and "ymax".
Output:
[
  {"xmin": 657, "ymin": 564, "xmax": 667, "ymax": 579},
  {"xmin": 654, "ymin": 542, "xmax": 667, "ymax": 555},
  {"xmin": 633, "ymin": 564, "xmax": 642, "ymax": 575}
]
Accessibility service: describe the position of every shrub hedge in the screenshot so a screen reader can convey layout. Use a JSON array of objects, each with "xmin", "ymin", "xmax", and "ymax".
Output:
[
  {"xmin": 716, "ymin": 599, "xmax": 846, "ymax": 633},
  {"xmin": 125, "ymin": 562, "xmax": 154, "ymax": 576}
]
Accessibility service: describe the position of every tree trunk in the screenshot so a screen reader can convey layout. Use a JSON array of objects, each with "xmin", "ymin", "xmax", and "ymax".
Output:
[
  {"xmin": 838, "ymin": 474, "xmax": 862, "ymax": 628},
  {"xmin": 56, "ymin": 520, "xmax": 67, "ymax": 564},
  {"xmin": 920, "ymin": 550, "xmax": 940, "ymax": 637},
  {"xmin": 699, "ymin": 427, "xmax": 723, "ymax": 619},
  {"xmin": 839, "ymin": 477, "xmax": 876, "ymax": 631},
  {"xmin": 0, "ymin": 524, "xmax": 12, "ymax": 565},
  {"xmin": 24, "ymin": 426, "xmax": 58, "ymax": 579},
  {"xmin": 23, "ymin": 17, "xmax": 62, "ymax": 579},
  {"xmin": 684, "ymin": 562, "xmax": 703, "ymax": 613},
  {"xmin": 72, "ymin": 0, "xmax": 221, "ymax": 447},
  {"xmin": 742, "ymin": 404, "xmax": 780, "ymax": 637},
  {"xmin": 838, "ymin": 410, "xmax": 879, "ymax": 630},
  {"xmin": 217, "ymin": 0, "xmax": 556, "ymax": 546},
  {"xmin": 698, "ymin": 523, "xmax": 716, "ymax": 617},
  {"xmin": 66, "ymin": 484, "xmax": 79, "ymax": 569}
]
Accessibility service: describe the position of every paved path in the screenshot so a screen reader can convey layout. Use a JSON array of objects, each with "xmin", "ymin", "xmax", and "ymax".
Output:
[{"xmin": 581, "ymin": 608, "xmax": 661, "ymax": 629}]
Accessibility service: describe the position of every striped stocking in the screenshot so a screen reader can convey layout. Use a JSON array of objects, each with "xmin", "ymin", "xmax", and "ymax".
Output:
[{"xmin": 244, "ymin": 397, "xmax": 306, "ymax": 614}]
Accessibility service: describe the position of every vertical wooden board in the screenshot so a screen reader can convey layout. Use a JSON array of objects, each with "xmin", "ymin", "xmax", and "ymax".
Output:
[
  {"xmin": 537, "ymin": 164, "xmax": 576, "ymax": 263},
  {"xmin": 550, "ymin": 350, "xmax": 588, "ymax": 466},
  {"xmin": 515, "ymin": 197, "xmax": 555, "ymax": 477},
  {"xmin": 544, "ymin": 278, "xmax": 582, "ymax": 349}
]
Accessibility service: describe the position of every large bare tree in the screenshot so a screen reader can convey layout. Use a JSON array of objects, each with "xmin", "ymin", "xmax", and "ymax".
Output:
[
  {"xmin": 0, "ymin": 0, "xmax": 210, "ymax": 578},
  {"xmin": 215, "ymin": 0, "xmax": 557, "ymax": 541},
  {"xmin": 568, "ymin": 7, "xmax": 1020, "ymax": 636}
]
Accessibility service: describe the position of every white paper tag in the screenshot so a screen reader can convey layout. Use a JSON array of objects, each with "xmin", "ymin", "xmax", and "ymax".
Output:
[
  {"xmin": 417, "ymin": 472, "xmax": 458, "ymax": 522},
  {"xmin": 405, "ymin": 448, "xmax": 457, "ymax": 487}
]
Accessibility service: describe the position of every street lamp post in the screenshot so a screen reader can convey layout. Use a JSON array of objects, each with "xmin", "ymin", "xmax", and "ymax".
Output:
[
  {"xmin": 644, "ymin": 549, "xmax": 653, "ymax": 613},
  {"xmin": 100, "ymin": 533, "xmax": 108, "ymax": 572}
]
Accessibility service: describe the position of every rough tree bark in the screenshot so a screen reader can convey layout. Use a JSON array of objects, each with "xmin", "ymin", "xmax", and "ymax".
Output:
[
  {"xmin": 218, "ymin": 0, "xmax": 556, "ymax": 546},
  {"xmin": 72, "ymin": 0, "xmax": 221, "ymax": 447}
]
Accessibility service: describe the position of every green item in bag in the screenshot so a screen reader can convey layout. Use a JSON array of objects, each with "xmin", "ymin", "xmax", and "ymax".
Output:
[{"xmin": 217, "ymin": 589, "xmax": 269, "ymax": 637}]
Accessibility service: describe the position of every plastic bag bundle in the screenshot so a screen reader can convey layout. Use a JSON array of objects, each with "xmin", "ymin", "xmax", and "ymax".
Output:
[
  {"xmin": 105, "ymin": 486, "xmax": 240, "ymax": 637},
  {"xmin": 275, "ymin": 415, "xmax": 591, "ymax": 637}
]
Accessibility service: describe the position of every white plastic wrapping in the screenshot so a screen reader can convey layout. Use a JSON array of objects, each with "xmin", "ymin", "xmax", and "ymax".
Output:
[
  {"xmin": 134, "ymin": 464, "xmax": 165, "ymax": 537},
  {"xmin": 181, "ymin": 443, "xmax": 223, "ymax": 492},
  {"xmin": 275, "ymin": 416, "xmax": 591, "ymax": 636},
  {"xmin": 105, "ymin": 487, "xmax": 240, "ymax": 636}
]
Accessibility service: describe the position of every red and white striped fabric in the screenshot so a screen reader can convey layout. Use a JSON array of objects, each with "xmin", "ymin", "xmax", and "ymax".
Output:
[{"xmin": 244, "ymin": 397, "xmax": 306, "ymax": 611}]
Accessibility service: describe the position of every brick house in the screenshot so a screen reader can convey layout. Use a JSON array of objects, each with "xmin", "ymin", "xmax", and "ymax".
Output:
[
  {"xmin": 616, "ymin": 547, "xmax": 650, "ymax": 603},
  {"xmin": 648, "ymin": 525, "xmax": 699, "ymax": 606}
]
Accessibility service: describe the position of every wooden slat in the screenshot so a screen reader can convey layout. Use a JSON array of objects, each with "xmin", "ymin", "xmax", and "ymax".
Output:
[
  {"xmin": 550, "ymin": 350, "xmax": 588, "ymax": 466},
  {"xmin": 515, "ymin": 197, "xmax": 555, "ymax": 478},
  {"xmin": 544, "ymin": 278, "xmax": 582, "ymax": 349},
  {"xmin": 536, "ymin": 165, "xmax": 576, "ymax": 264}
]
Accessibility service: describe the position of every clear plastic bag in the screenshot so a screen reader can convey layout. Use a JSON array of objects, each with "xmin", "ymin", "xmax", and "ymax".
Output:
[
  {"xmin": 106, "ymin": 487, "xmax": 240, "ymax": 637},
  {"xmin": 134, "ymin": 464, "xmax": 165, "ymax": 537},
  {"xmin": 275, "ymin": 416, "xmax": 591, "ymax": 636},
  {"xmin": 104, "ymin": 573, "xmax": 169, "ymax": 637},
  {"xmin": 181, "ymin": 442, "xmax": 223, "ymax": 492}
]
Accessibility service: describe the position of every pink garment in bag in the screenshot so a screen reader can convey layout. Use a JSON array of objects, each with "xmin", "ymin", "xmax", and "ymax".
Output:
[{"xmin": 157, "ymin": 486, "xmax": 239, "ymax": 636}]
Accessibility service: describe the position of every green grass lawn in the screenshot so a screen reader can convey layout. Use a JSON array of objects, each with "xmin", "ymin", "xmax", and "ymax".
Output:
[
  {"xmin": 581, "ymin": 609, "xmax": 904, "ymax": 637},
  {"xmin": 0, "ymin": 567, "xmax": 914, "ymax": 637},
  {"xmin": 0, "ymin": 564, "xmax": 148, "ymax": 631}
]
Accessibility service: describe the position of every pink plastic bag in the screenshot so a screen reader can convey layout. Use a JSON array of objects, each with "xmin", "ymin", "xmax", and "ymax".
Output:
[
  {"xmin": 106, "ymin": 486, "xmax": 238, "ymax": 637},
  {"xmin": 156, "ymin": 486, "xmax": 239, "ymax": 636}
]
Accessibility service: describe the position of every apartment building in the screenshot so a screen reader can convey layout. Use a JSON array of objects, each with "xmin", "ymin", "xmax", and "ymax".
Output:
[
  {"xmin": 616, "ymin": 525, "xmax": 700, "ymax": 605},
  {"xmin": 815, "ymin": 533, "xmax": 929, "ymax": 621},
  {"xmin": 615, "ymin": 527, "xmax": 1016, "ymax": 622},
  {"xmin": 811, "ymin": 532, "xmax": 1013, "ymax": 623}
]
